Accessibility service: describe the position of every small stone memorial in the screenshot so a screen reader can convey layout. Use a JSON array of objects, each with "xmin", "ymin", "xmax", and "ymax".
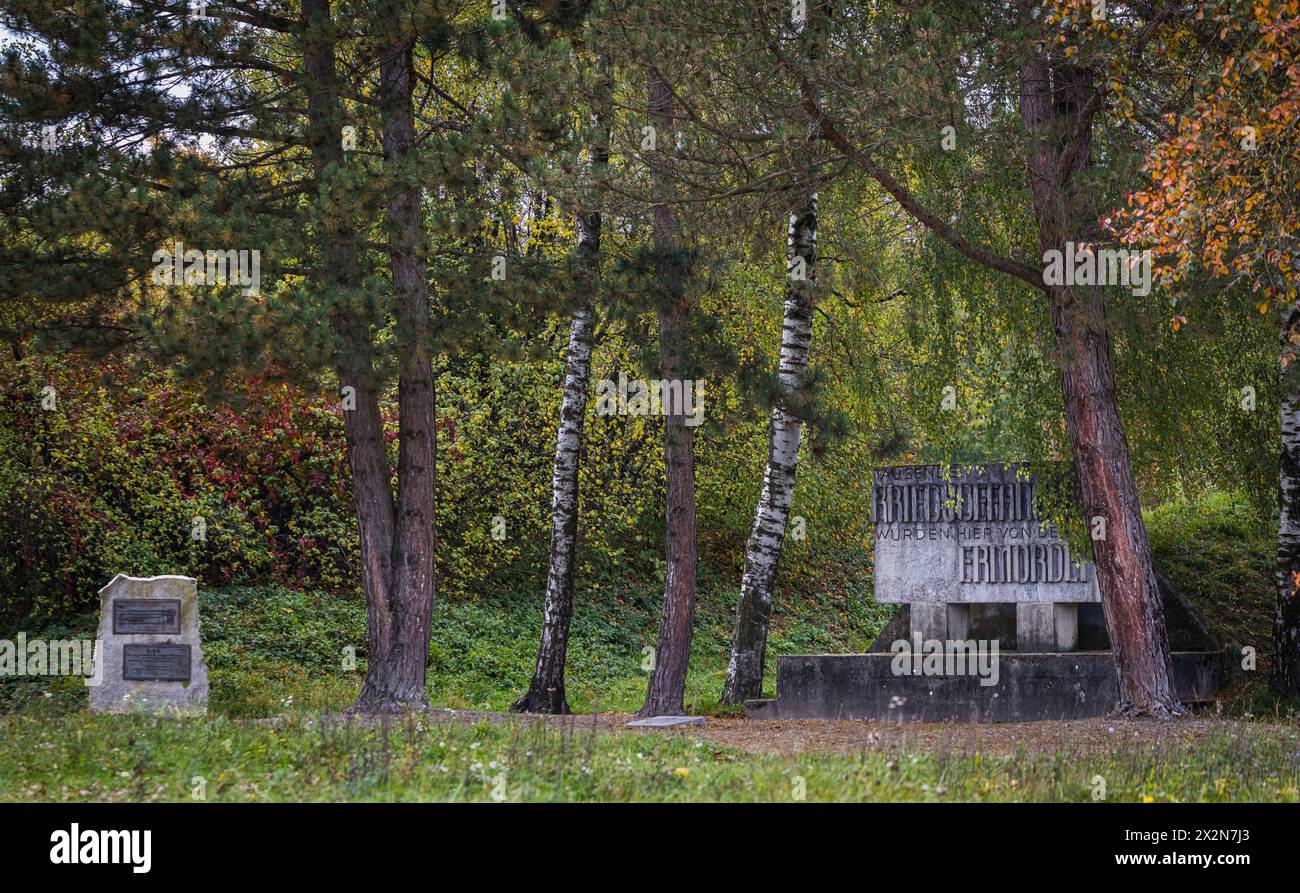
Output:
[{"xmin": 89, "ymin": 574, "xmax": 209, "ymax": 716}]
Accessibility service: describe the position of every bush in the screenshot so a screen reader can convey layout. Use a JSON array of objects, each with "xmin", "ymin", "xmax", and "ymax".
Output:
[{"xmin": 0, "ymin": 354, "xmax": 353, "ymax": 622}]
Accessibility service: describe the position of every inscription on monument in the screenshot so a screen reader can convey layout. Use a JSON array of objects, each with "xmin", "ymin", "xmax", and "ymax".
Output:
[
  {"xmin": 872, "ymin": 464, "xmax": 1099, "ymax": 604},
  {"xmin": 122, "ymin": 643, "xmax": 193, "ymax": 682},
  {"xmin": 113, "ymin": 599, "xmax": 182, "ymax": 635}
]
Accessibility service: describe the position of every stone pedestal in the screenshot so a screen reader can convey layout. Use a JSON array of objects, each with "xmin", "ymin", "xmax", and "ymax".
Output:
[
  {"xmin": 1016, "ymin": 603, "xmax": 1055, "ymax": 652},
  {"xmin": 746, "ymin": 651, "xmax": 1225, "ymax": 721},
  {"xmin": 906, "ymin": 604, "xmax": 976, "ymax": 643},
  {"xmin": 946, "ymin": 604, "xmax": 971, "ymax": 640},
  {"xmin": 1054, "ymin": 603, "xmax": 1079, "ymax": 651},
  {"xmin": 1015, "ymin": 603, "xmax": 1080, "ymax": 651},
  {"xmin": 910, "ymin": 604, "xmax": 948, "ymax": 641}
]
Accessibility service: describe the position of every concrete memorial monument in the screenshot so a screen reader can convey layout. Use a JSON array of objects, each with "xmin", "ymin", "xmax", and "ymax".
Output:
[
  {"xmin": 746, "ymin": 464, "xmax": 1222, "ymax": 721},
  {"xmin": 88, "ymin": 574, "xmax": 209, "ymax": 716},
  {"xmin": 873, "ymin": 464, "xmax": 1098, "ymax": 652}
]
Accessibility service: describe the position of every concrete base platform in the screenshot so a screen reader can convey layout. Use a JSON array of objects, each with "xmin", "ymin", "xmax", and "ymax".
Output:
[{"xmin": 745, "ymin": 651, "xmax": 1223, "ymax": 722}]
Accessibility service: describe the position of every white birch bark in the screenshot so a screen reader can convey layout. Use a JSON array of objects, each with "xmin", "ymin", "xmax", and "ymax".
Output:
[
  {"xmin": 721, "ymin": 195, "xmax": 817, "ymax": 704},
  {"xmin": 515, "ymin": 283, "xmax": 595, "ymax": 713},
  {"xmin": 516, "ymin": 55, "xmax": 610, "ymax": 713},
  {"xmin": 1274, "ymin": 301, "xmax": 1300, "ymax": 694}
]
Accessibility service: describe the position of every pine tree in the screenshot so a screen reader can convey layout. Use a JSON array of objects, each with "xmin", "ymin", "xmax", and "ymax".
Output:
[{"xmin": 0, "ymin": 0, "xmax": 518, "ymax": 712}]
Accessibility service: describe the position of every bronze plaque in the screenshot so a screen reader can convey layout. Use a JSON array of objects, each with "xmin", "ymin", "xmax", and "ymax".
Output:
[
  {"xmin": 113, "ymin": 599, "xmax": 182, "ymax": 635},
  {"xmin": 122, "ymin": 644, "xmax": 192, "ymax": 682}
]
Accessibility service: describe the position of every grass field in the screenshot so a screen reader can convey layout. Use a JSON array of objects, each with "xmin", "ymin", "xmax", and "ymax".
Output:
[{"xmin": 3, "ymin": 711, "xmax": 1298, "ymax": 803}]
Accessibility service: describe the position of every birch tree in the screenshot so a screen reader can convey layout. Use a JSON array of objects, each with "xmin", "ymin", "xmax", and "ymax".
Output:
[
  {"xmin": 504, "ymin": 5, "xmax": 614, "ymax": 713},
  {"xmin": 514, "ymin": 297, "xmax": 595, "ymax": 714},
  {"xmin": 721, "ymin": 195, "xmax": 816, "ymax": 704},
  {"xmin": 719, "ymin": 0, "xmax": 830, "ymax": 706}
]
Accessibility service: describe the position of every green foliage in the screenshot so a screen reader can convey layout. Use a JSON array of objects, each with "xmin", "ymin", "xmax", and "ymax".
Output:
[{"xmin": 1147, "ymin": 490, "xmax": 1275, "ymax": 662}]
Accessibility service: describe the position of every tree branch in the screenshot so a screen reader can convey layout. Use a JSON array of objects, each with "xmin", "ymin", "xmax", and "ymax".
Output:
[{"xmin": 769, "ymin": 42, "xmax": 1043, "ymax": 291}]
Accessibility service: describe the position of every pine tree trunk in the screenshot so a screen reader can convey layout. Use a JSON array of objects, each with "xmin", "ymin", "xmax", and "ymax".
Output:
[
  {"xmin": 640, "ymin": 69, "xmax": 697, "ymax": 717},
  {"xmin": 301, "ymin": 0, "xmax": 404, "ymax": 708},
  {"xmin": 1274, "ymin": 301, "xmax": 1300, "ymax": 696},
  {"xmin": 513, "ymin": 219, "xmax": 598, "ymax": 714},
  {"xmin": 336, "ymin": 343, "xmax": 399, "ymax": 683},
  {"xmin": 1020, "ymin": 54, "xmax": 1181, "ymax": 716},
  {"xmin": 721, "ymin": 196, "xmax": 816, "ymax": 705},
  {"xmin": 351, "ymin": 33, "xmax": 438, "ymax": 713}
]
